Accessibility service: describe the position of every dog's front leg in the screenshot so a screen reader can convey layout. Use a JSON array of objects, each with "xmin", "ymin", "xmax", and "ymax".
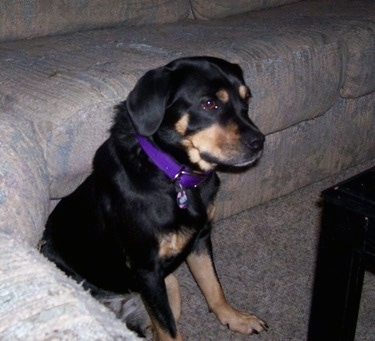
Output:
[
  {"xmin": 186, "ymin": 237, "xmax": 268, "ymax": 335},
  {"xmin": 135, "ymin": 270, "xmax": 183, "ymax": 341}
]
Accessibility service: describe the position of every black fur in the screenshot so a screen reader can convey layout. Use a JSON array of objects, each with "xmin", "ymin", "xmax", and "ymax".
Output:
[{"xmin": 41, "ymin": 57, "xmax": 265, "ymax": 339}]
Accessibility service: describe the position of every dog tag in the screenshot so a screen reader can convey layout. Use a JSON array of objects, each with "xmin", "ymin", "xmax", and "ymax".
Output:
[{"xmin": 176, "ymin": 188, "xmax": 188, "ymax": 209}]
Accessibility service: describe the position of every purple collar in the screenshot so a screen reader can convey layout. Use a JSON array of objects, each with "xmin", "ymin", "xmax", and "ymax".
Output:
[{"xmin": 136, "ymin": 134, "xmax": 211, "ymax": 189}]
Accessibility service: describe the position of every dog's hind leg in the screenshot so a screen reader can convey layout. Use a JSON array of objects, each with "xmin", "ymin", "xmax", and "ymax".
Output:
[{"xmin": 98, "ymin": 292, "xmax": 151, "ymax": 337}]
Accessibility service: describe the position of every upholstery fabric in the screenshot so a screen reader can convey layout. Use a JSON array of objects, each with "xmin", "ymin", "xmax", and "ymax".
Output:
[
  {"xmin": 0, "ymin": 0, "xmax": 191, "ymax": 42},
  {"xmin": 339, "ymin": 24, "xmax": 375, "ymax": 98},
  {"xmin": 190, "ymin": 0, "xmax": 299, "ymax": 19},
  {"xmin": 217, "ymin": 93, "xmax": 375, "ymax": 219},
  {"xmin": 3, "ymin": 0, "xmax": 374, "ymax": 200},
  {"xmin": 242, "ymin": 0, "xmax": 375, "ymax": 98},
  {"xmin": 0, "ymin": 114, "xmax": 49, "ymax": 246},
  {"xmin": 0, "ymin": 233, "xmax": 138, "ymax": 340}
]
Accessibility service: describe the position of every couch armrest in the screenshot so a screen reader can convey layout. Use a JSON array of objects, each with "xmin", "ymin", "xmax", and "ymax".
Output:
[
  {"xmin": 0, "ymin": 233, "xmax": 139, "ymax": 340},
  {"xmin": 0, "ymin": 114, "xmax": 139, "ymax": 339},
  {"xmin": 0, "ymin": 115, "xmax": 49, "ymax": 246}
]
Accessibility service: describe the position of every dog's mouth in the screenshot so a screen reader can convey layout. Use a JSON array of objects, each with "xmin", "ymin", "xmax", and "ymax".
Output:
[
  {"xmin": 180, "ymin": 124, "xmax": 264, "ymax": 172},
  {"xmin": 200, "ymin": 149, "xmax": 263, "ymax": 170},
  {"xmin": 181, "ymin": 136, "xmax": 264, "ymax": 172},
  {"xmin": 231, "ymin": 153, "xmax": 262, "ymax": 168}
]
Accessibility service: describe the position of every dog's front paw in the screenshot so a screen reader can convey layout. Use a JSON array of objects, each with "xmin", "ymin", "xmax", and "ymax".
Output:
[{"xmin": 218, "ymin": 306, "xmax": 269, "ymax": 335}]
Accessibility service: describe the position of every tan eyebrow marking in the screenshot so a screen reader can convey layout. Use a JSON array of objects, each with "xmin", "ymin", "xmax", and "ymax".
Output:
[
  {"xmin": 239, "ymin": 85, "xmax": 249, "ymax": 100},
  {"xmin": 216, "ymin": 89, "xmax": 229, "ymax": 103}
]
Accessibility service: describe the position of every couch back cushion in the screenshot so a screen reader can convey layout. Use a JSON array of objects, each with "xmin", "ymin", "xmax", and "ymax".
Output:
[
  {"xmin": 190, "ymin": 0, "xmax": 300, "ymax": 19},
  {"xmin": 0, "ymin": 0, "xmax": 190, "ymax": 42}
]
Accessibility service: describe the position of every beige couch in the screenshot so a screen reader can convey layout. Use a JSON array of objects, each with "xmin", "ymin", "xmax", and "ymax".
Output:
[{"xmin": 0, "ymin": 0, "xmax": 374, "ymax": 339}]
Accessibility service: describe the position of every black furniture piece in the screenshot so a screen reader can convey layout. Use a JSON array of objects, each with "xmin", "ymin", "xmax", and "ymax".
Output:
[{"xmin": 308, "ymin": 167, "xmax": 375, "ymax": 341}]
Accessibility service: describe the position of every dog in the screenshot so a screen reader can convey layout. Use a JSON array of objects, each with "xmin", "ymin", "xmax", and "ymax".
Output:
[{"xmin": 40, "ymin": 56, "xmax": 268, "ymax": 340}]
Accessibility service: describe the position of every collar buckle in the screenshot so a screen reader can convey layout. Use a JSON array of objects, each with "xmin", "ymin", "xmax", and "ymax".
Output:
[
  {"xmin": 171, "ymin": 167, "xmax": 187, "ymax": 184},
  {"xmin": 172, "ymin": 167, "xmax": 209, "ymax": 189}
]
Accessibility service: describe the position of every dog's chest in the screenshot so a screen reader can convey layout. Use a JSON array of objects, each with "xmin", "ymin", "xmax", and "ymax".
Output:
[
  {"xmin": 157, "ymin": 228, "xmax": 196, "ymax": 259},
  {"xmin": 152, "ymin": 177, "xmax": 218, "ymax": 260}
]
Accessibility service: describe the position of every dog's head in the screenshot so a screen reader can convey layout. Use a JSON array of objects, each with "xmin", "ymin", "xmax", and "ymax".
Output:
[{"xmin": 127, "ymin": 57, "xmax": 264, "ymax": 172}]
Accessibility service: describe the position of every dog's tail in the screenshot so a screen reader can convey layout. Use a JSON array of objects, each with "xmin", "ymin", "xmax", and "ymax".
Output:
[{"xmin": 96, "ymin": 291, "xmax": 151, "ymax": 338}]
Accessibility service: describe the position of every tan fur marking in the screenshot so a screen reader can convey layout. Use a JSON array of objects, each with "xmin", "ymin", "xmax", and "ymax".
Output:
[
  {"xmin": 151, "ymin": 318, "xmax": 183, "ymax": 341},
  {"xmin": 165, "ymin": 274, "xmax": 181, "ymax": 323},
  {"xmin": 175, "ymin": 114, "xmax": 189, "ymax": 135},
  {"xmin": 181, "ymin": 123, "xmax": 241, "ymax": 171},
  {"xmin": 181, "ymin": 139, "xmax": 215, "ymax": 172},
  {"xmin": 159, "ymin": 231, "xmax": 191, "ymax": 258},
  {"xmin": 188, "ymin": 149, "xmax": 213, "ymax": 171},
  {"xmin": 144, "ymin": 275, "xmax": 182, "ymax": 340},
  {"xmin": 216, "ymin": 89, "xmax": 229, "ymax": 103},
  {"xmin": 187, "ymin": 253, "xmax": 227, "ymax": 312},
  {"xmin": 190, "ymin": 123, "xmax": 240, "ymax": 159},
  {"xmin": 207, "ymin": 203, "xmax": 216, "ymax": 222},
  {"xmin": 187, "ymin": 253, "xmax": 268, "ymax": 335},
  {"xmin": 197, "ymin": 159, "xmax": 214, "ymax": 171},
  {"xmin": 192, "ymin": 123, "xmax": 240, "ymax": 153},
  {"xmin": 239, "ymin": 85, "xmax": 249, "ymax": 100}
]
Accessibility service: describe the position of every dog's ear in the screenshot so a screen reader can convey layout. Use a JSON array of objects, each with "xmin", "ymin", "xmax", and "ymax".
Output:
[{"xmin": 126, "ymin": 67, "xmax": 169, "ymax": 136}]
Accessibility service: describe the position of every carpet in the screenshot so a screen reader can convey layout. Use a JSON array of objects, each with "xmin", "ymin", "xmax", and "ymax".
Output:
[{"xmin": 175, "ymin": 160, "xmax": 375, "ymax": 341}]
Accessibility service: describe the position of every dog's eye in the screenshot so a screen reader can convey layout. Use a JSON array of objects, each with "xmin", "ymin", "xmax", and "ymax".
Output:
[{"xmin": 201, "ymin": 99, "xmax": 218, "ymax": 111}]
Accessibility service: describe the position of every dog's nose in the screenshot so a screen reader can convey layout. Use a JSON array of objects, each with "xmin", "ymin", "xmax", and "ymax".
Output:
[{"xmin": 246, "ymin": 133, "xmax": 265, "ymax": 152}]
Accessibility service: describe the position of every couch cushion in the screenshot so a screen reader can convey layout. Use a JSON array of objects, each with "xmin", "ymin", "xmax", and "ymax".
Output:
[
  {"xmin": 339, "ymin": 23, "xmax": 375, "ymax": 98},
  {"xmin": 0, "ymin": 20, "xmax": 342, "ymax": 197},
  {"xmin": 246, "ymin": 1, "xmax": 375, "ymax": 98},
  {"xmin": 0, "ymin": 0, "xmax": 190, "ymax": 42},
  {"xmin": 190, "ymin": 0, "xmax": 300, "ymax": 19},
  {"xmin": 1, "ymin": 0, "xmax": 373, "ymax": 201}
]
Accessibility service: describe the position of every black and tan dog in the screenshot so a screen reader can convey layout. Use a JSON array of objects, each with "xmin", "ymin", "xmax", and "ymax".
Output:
[{"xmin": 41, "ymin": 56, "xmax": 268, "ymax": 340}]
